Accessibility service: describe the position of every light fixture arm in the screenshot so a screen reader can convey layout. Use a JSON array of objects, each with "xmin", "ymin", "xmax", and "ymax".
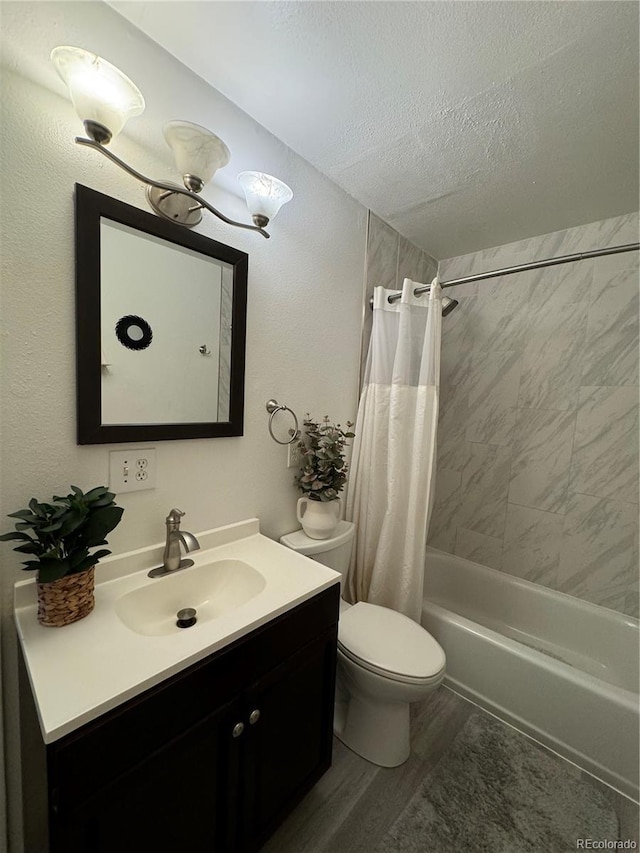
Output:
[{"xmin": 75, "ymin": 137, "xmax": 271, "ymax": 238}]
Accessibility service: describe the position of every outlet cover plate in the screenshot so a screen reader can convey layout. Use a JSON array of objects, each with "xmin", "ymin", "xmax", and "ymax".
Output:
[
  {"xmin": 109, "ymin": 448, "xmax": 156, "ymax": 493},
  {"xmin": 287, "ymin": 442, "xmax": 303, "ymax": 469}
]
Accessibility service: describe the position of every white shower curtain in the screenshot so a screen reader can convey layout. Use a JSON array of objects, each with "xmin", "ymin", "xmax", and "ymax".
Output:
[{"xmin": 346, "ymin": 277, "xmax": 442, "ymax": 622}]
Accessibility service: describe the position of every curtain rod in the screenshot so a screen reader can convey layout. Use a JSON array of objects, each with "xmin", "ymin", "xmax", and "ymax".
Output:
[{"xmin": 383, "ymin": 242, "xmax": 639, "ymax": 304}]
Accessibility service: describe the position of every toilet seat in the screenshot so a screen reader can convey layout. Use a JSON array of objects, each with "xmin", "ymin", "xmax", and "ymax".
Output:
[
  {"xmin": 338, "ymin": 645, "xmax": 445, "ymax": 686},
  {"xmin": 338, "ymin": 602, "xmax": 446, "ymax": 683}
]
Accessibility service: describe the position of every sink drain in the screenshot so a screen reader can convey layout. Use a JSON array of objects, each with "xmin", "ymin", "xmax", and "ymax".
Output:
[{"xmin": 176, "ymin": 608, "xmax": 197, "ymax": 629}]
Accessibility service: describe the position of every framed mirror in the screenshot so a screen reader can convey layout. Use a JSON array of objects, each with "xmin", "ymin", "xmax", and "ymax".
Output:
[{"xmin": 75, "ymin": 184, "xmax": 248, "ymax": 444}]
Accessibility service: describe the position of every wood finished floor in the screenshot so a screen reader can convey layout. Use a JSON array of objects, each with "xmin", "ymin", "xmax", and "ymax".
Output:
[{"xmin": 261, "ymin": 687, "xmax": 639, "ymax": 853}]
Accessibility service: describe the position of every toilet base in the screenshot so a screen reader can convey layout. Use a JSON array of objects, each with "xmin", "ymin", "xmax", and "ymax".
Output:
[
  {"xmin": 334, "ymin": 651, "xmax": 445, "ymax": 767},
  {"xmin": 335, "ymin": 693, "xmax": 411, "ymax": 767}
]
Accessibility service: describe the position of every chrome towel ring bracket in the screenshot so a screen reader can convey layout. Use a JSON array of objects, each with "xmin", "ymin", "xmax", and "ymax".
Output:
[{"xmin": 266, "ymin": 399, "xmax": 300, "ymax": 445}]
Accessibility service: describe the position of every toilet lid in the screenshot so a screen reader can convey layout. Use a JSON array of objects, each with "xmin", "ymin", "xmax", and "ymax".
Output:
[
  {"xmin": 338, "ymin": 602, "xmax": 446, "ymax": 680},
  {"xmin": 280, "ymin": 521, "xmax": 355, "ymax": 555}
]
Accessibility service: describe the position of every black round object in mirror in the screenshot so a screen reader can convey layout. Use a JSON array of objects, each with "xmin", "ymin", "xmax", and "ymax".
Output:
[{"xmin": 115, "ymin": 315, "xmax": 153, "ymax": 351}]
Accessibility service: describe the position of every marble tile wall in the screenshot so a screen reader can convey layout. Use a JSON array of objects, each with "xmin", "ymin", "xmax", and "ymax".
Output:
[
  {"xmin": 361, "ymin": 213, "xmax": 438, "ymax": 386},
  {"xmin": 217, "ymin": 265, "xmax": 233, "ymax": 420},
  {"xmin": 428, "ymin": 212, "xmax": 639, "ymax": 617}
]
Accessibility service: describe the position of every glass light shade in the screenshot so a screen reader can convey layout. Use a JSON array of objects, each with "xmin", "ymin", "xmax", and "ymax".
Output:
[
  {"xmin": 237, "ymin": 172, "xmax": 293, "ymax": 223},
  {"xmin": 51, "ymin": 46, "xmax": 145, "ymax": 140},
  {"xmin": 163, "ymin": 121, "xmax": 230, "ymax": 186}
]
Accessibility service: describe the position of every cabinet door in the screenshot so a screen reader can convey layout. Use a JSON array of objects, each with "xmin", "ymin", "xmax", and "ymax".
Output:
[
  {"xmin": 51, "ymin": 701, "xmax": 238, "ymax": 853},
  {"xmin": 240, "ymin": 628, "xmax": 337, "ymax": 851}
]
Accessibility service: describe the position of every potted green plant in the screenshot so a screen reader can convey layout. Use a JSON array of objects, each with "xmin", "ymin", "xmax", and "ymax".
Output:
[
  {"xmin": 294, "ymin": 415, "xmax": 355, "ymax": 540},
  {"xmin": 0, "ymin": 485, "xmax": 124, "ymax": 627}
]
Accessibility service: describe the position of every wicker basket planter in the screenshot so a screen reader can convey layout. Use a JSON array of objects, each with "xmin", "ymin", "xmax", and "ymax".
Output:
[
  {"xmin": 36, "ymin": 567, "xmax": 96, "ymax": 627},
  {"xmin": 2, "ymin": 486, "xmax": 123, "ymax": 629}
]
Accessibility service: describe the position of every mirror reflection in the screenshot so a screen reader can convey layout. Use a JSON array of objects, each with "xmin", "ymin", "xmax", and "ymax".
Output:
[{"xmin": 100, "ymin": 219, "xmax": 233, "ymax": 425}]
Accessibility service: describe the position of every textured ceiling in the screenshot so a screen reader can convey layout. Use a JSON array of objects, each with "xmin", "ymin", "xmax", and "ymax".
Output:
[{"xmin": 111, "ymin": 1, "xmax": 639, "ymax": 257}]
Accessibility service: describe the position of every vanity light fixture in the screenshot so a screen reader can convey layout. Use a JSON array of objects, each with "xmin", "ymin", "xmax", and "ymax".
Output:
[{"xmin": 51, "ymin": 46, "xmax": 293, "ymax": 238}]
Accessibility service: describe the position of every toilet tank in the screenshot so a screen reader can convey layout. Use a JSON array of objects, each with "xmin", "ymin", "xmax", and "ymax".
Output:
[{"xmin": 280, "ymin": 521, "xmax": 355, "ymax": 584}]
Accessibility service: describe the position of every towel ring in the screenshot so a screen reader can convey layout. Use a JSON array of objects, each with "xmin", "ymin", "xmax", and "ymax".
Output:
[{"xmin": 266, "ymin": 399, "xmax": 300, "ymax": 445}]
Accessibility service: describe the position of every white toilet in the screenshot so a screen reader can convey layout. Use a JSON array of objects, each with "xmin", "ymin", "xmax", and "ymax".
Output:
[{"xmin": 280, "ymin": 520, "xmax": 446, "ymax": 767}]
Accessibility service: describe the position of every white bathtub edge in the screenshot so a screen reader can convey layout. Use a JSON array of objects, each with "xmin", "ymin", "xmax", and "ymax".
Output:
[{"xmin": 425, "ymin": 601, "xmax": 637, "ymax": 708}]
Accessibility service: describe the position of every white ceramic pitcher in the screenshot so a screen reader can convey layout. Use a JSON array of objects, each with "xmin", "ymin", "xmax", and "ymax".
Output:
[{"xmin": 296, "ymin": 497, "xmax": 341, "ymax": 540}]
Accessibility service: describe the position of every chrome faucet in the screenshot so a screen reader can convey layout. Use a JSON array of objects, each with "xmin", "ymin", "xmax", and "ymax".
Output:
[{"xmin": 148, "ymin": 509, "xmax": 201, "ymax": 578}]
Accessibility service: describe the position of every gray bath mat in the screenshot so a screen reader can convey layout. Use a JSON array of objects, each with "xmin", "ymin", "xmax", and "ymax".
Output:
[{"xmin": 376, "ymin": 713, "xmax": 618, "ymax": 853}]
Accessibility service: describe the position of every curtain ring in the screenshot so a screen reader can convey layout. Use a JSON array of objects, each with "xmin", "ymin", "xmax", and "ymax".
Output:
[{"xmin": 265, "ymin": 399, "xmax": 300, "ymax": 445}]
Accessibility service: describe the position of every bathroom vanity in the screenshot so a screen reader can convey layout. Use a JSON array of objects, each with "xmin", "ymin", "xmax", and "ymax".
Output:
[{"xmin": 16, "ymin": 519, "xmax": 340, "ymax": 852}]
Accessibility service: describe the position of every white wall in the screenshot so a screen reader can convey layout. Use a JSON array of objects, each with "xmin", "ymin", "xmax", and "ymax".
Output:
[{"xmin": 0, "ymin": 3, "xmax": 367, "ymax": 849}]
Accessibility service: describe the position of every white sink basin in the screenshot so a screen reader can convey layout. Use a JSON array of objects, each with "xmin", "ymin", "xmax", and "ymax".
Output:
[{"xmin": 115, "ymin": 559, "xmax": 266, "ymax": 636}]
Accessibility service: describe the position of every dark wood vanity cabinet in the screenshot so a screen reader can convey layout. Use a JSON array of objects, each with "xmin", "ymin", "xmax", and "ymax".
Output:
[{"xmin": 20, "ymin": 585, "xmax": 339, "ymax": 853}]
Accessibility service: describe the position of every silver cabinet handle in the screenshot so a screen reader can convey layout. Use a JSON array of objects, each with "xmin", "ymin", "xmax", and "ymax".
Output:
[
  {"xmin": 232, "ymin": 722, "xmax": 245, "ymax": 738},
  {"xmin": 249, "ymin": 709, "xmax": 260, "ymax": 725}
]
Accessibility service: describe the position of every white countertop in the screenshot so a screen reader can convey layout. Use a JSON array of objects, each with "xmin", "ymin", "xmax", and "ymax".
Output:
[{"xmin": 14, "ymin": 518, "xmax": 340, "ymax": 744}]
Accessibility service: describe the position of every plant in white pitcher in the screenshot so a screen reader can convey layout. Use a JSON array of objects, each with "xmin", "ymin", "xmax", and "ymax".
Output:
[{"xmin": 295, "ymin": 415, "xmax": 355, "ymax": 539}]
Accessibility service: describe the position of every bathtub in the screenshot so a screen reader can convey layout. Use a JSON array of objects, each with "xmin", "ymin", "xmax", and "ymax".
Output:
[{"xmin": 421, "ymin": 547, "xmax": 640, "ymax": 801}]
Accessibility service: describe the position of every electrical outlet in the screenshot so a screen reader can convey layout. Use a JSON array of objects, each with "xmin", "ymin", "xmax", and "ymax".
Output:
[
  {"xmin": 109, "ymin": 448, "xmax": 156, "ymax": 493},
  {"xmin": 287, "ymin": 441, "xmax": 303, "ymax": 469}
]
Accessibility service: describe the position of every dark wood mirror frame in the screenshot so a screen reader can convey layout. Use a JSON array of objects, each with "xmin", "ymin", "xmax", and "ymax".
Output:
[{"xmin": 75, "ymin": 184, "xmax": 248, "ymax": 444}]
